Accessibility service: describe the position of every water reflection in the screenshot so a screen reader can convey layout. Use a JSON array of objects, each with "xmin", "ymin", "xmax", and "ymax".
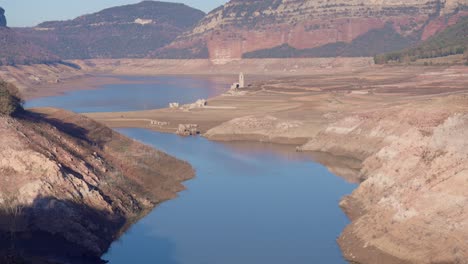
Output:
[
  {"xmin": 104, "ymin": 129, "xmax": 356, "ymax": 264},
  {"xmin": 25, "ymin": 75, "xmax": 230, "ymax": 113}
]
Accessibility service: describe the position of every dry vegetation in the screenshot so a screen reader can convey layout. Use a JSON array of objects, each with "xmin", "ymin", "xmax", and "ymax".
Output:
[{"xmin": 0, "ymin": 81, "xmax": 23, "ymax": 116}]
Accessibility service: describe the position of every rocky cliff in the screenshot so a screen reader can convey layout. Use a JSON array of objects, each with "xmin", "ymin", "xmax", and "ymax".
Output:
[
  {"xmin": 18, "ymin": 1, "xmax": 205, "ymax": 59},
  {"xmin": 155, "ymin": 0, "xmax": 468, "ymax": 62},
  {"xmin": 0, "ymin": 7, "xmax": 6, "ymax": 27},
  {"xmin": 0, "ymin": 100, "xmax": 193, "ymax": 263}
]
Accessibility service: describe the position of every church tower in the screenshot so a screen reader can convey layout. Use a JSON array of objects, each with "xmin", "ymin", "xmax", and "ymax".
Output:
[{"xmin": 239, "ymin": 72, "xmax": 245, "ymax": 88}]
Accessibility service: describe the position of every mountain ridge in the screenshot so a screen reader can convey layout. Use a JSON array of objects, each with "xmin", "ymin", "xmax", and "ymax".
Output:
[
  {"xmin": 155, "ymin": 0, "xmax": 468, "ymax": 62},
  {"xmin": 17, "ymin": 1, "xmax": 206, "ymax": 59}
]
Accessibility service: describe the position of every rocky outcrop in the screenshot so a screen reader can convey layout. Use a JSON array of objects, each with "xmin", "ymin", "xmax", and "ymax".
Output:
[
  {"xmin": 157, "ymin": 0, "xmax": 468, "ymax": 62},
  {"xmin": 299, "ymin": 96, "xmax": 468, "ymax": 263},
  {"xmin": 177, "ymin": 124, "xmax": 200, "ymax": 136},
  {"xmin": 18, "ymin": 1, "xmax": 205, "ymax": 59},
  {"xmin": 0, "ymin": 7, "xmax": 6, "ymax": 27},
  {"xmin": 0, "ymin": 107, "xmax": 193, "ymax": 263}
]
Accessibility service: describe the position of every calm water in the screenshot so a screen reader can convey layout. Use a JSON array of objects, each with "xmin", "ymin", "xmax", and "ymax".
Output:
[
  {"xmin": 25, "ymin": 75, "xmax": 356, "ymax": 264},
  {"xmin": 25, "ymin": 75, "xmax": 226, "ymax": 113}
]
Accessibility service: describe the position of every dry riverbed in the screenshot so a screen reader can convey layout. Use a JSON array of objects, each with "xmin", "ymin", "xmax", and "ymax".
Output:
[{"xmin": 86, "ymin": 65, "xmax": 468, "ymax": 264}]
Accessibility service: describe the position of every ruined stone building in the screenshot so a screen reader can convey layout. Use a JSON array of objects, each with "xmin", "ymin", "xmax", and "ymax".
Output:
[{"xmin": 231, "ymin": 72, "xmax": 245, "ymax": 89}]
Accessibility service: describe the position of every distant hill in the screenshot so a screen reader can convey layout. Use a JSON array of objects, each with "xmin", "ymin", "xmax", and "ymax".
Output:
[
  {"xmin": 18, "ymin": 1, "xmax": 205, "ymax": 59},
  {"xmin": 375, "ymin": 16, "xmax": 468, "ymax": 64},
  {"xmin": 0, "ymin": 28, "xmax": 60, "ymax": 66},
  {"xmin": 0, "ymin": 6, "xmax": 60, "ymax": 66},
  {"xmin": 156, "ymin": 0, "xmax": 468, "ymax": 62}
]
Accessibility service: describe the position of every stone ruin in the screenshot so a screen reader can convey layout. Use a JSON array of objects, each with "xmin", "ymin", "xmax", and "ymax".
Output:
[
  {"xmin": 192, "ymin": 99, "xmax": 207, "ymax": 108},
  {"xmin": 176, "ymin": 124, "xmax": 200, "ymax": 136},
  {"xmin": 169, "ymin": 99, "xmax": 206, "ymax": 110},
  {"xmin": 150, "ymin": 120, "xmax": 169, "ymax": 127},
  {"xmin": 230, "ymin": 72, "xmax": 245, "ymax": 89},
  {"xmin": 169, "ymin": 102, "xmax": 180, "ymax": 108}
]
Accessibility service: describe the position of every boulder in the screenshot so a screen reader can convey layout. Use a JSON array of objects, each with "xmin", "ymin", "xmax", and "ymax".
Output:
[{"xmin": 176, "ymin": 124, "xmax": 200, "ymax": 136}]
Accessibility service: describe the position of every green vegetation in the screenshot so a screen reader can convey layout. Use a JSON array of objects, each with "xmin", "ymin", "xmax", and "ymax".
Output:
[
  {"xmin": 0, "ymin": 81, "xmax": 23, "ymax": 116},
  {"xmin": 375, "ymin": 16, "xmax": 468, "ymax": 64}
]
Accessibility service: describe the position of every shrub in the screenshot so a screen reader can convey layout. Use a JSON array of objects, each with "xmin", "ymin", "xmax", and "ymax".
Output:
[{"xmin": 0, "ymin": 81, "xmax": 23, "ymax": 116}]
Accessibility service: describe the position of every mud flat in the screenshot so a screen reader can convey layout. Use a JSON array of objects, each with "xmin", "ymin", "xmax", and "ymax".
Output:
[{"xmin": 87, "ymin": 65, "xmax": 468, "ymax": 263}]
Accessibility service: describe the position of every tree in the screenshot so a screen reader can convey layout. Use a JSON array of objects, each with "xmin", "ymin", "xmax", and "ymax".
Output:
[{"xmin": 0, "ymin": 81, "xmax": 23, "ymax": 116}]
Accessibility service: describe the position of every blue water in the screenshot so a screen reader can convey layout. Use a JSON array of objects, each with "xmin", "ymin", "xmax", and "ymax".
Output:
[
  {"xmin": 25, "ymin": 75, "xmax": 225, "ymax": 113},
  {"xmin": 25, "ymin": 75, "xmax": 356, "ymax": 264}
]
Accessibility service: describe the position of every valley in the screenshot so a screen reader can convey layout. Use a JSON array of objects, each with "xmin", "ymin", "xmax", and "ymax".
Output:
[
  {"xmin": 4, "ymin": 59, "xmax": 466, "ymax": 263},
  {"xmin": 0, "ymin": 0, "xmax": 467, "ymax": 263}
]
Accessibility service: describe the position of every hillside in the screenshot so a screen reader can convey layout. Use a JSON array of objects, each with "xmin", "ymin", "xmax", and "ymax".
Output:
[
  {"xmin": 155, "ymin": 0, "xmax": 468, "ymax": 62},
  {"xmin": 0, "ymin": 81, "xmax": 193, "ymax": 263},
  {"xmin": 0, "ymin": 27, "xmax": 60, "ymax": 66},
  {"xmin": 0, "ymin": 7, "xmax": 60, "ymax": 66},
  {"xmin": 18, "ymin": 1, "xmax": 205, "ymax": 59},
  {"xmin": 375, "ymin": 16, "xmax": 468, "ymax": 64}
]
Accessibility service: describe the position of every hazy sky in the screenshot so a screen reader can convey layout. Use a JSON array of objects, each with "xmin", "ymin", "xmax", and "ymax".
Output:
[{"xmin": 0, "ymin": 0, "xmax": 228, "ymax": 27}]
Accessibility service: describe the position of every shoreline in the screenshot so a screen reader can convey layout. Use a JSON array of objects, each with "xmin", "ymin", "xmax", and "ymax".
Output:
[
  {"xmin": 0, "ymin": 107, "xmax": 194, "ymax": 264},
  {"xmin": 85, "ymin": 65, "xmax": 468, "ymax": 263},
  {"xmin": 3, "ymin": 60, "xmax": 468, "ymax": 263},
  {"xmin": 0, "ymin": 57, "xmax": 373, "ymax": 99}
]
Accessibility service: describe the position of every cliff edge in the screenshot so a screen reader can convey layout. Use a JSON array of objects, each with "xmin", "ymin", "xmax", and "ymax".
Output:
[{"xmin": 0, "ymin": 82, "xmax": 194, "ymax": 263}]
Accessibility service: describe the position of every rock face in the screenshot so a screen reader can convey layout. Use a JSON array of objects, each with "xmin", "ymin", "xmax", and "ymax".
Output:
[
  {"xmin": 156, "ymin": 0, "xmax": 468, "ymax": 62},
  {"xmin": 18, "ymin": 1, "xmax": 205, "ymax": 59},
  {"xmin": 0, "ymin": 7, "xmax": 6, "ymax": 27},
  {"xmin": 0, "ymin": 107, "xmax": 193, "ymax": 263},
  {"xmin": 299, "ymin": 97, "xmax": 468, "ymax": 264}
]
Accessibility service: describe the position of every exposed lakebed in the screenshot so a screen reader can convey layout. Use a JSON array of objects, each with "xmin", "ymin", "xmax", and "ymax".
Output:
[{"xmin": 26, "ymin": 75, "xmax": 356, "ymax": 264}]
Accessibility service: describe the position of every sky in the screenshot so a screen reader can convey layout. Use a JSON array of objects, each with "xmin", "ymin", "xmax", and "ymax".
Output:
[{"xmin": 0, "ymin": 0, "xmax": 228, "ymax": 27}]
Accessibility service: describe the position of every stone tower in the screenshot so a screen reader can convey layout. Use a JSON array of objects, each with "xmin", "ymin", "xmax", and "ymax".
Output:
[{"xmin": 239, "ymin": 72, "xmax": 245, "ymax": 88}]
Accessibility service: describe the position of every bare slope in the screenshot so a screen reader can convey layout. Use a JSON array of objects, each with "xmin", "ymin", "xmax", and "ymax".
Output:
[{"xmin": 0, "ymin": 81, "xmax": 193, "ymax": 263}]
